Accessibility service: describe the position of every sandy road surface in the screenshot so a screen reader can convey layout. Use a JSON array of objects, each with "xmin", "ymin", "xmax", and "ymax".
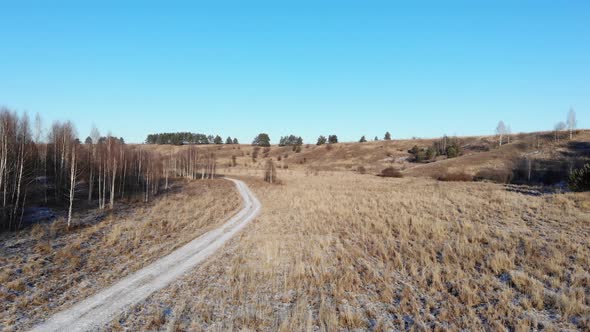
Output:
[{"xmin": 30, "ymin": 178, "xmax": 260, "ymax": 332}]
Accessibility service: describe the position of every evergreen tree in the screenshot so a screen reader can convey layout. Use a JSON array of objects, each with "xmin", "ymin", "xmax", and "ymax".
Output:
[
  {"xmin": 317, "ymin": 135, "xmax": 327, "ymax": 145},
  {"xmin": 232, "ymin": 138, "xmax": 239, "ymax": 144},
  {"xmin": 568, "ymin": 163, "xmax": 590, "ymax": 192},
  {"xmin": 226, "ymin": 136, "xmax": 233, "ymax": 144},
  {"xmin": 359, "ymin": 135, "xmax": 367, "ymax": 143},
  {"xmin": 446, "ymin": 145, "xmax": 459, "ymax": 158},
  {"xmin": 384, "ymin": 132, "xmax": 391, "ymax": 140},
  {"xmin": 85, "ymin": 136, "xmax": 93, "ymax": 144},
  {"xmin": 374, "ymin": 136, "xmax": 379, "ymax": 141},
  {"xmin": 253, "ymin": 133, "xmax": 271, "ymax": 147},
  {"xmin": 408, "ymin": 145, "xmax": 427, "ymax": 162},
  {"xmin": 328, "ymin": 135, "xmax": 338, "ymax": 144},
  {"xmin": 214, "ymin": 135, "xmax": 223, "ymax": 144}
]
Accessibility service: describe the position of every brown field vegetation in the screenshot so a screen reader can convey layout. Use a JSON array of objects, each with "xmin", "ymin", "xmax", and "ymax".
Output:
[
  {"xmin": 110, "ymin": 170, "xmax": 590, "ymax": 331},
  {"xmin": 0, "ymin": 179, "xmax": 240, "ymax": 331},
  {"xmin": 141, "ymin": 130, "xmax": 590, "ymax": 183},
  {"xmin": 2, "ymin": 126, "xmax": 589, "ymax": 331}
]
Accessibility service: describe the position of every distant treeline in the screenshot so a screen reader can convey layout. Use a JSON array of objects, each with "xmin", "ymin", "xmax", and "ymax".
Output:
[
  {"xmin": 146, "ymin": 132, "xmax": 238, "ymax": 145},
  {"xmin": 278, "ymin": 135, "xmax": 303, "ymax": 147}
]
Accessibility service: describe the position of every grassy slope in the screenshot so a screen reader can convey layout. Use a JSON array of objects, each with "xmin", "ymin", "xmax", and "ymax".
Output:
[
  {"xmin": 0, "ymin": 179, "xmax": 240, "ymax": 331},
  {"xmin": 110, "ymin": 171, "xmax": 590, "ymax": 331},
  {"xmin": 139, "ymin": 129, "xmax": 590, "ymax": 179}
]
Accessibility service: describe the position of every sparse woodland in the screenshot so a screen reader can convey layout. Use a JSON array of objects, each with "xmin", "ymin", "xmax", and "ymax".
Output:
[{"xmin": 0, "ymin": 109, "xmax": 219, "ymax": 232}]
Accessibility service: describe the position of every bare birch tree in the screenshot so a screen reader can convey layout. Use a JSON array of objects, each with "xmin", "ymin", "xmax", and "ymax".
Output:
[
  {"xmin": 567, "ymin": 108, "xmax": 577, "ymax": 140},
  {"xmin": 554, "ymin": 121, "xmax": 566, "ymax": 142},
  {"xmin": 496, "ymin": 121, "xmax": 507, "ymax": 146},
  {"xmin": 88, "ymin": 126, "xmax": 100, "ymax": 202},
  {"xmin": 67, "ymin": 144, "xmax": 77, "ymax": 229}
]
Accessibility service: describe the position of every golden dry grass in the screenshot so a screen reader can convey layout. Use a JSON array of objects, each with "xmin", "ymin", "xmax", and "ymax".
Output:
[
  {"xmin": 112, "ymin": 170, "xmax": 589, "ymax": 331},
  {"xmin": 140, "ymin": 130, "xmax": 590, "ymax": 179},
  {"xmin": 0, "ymin": 179, "xmax": 240, "ymax": 331}
]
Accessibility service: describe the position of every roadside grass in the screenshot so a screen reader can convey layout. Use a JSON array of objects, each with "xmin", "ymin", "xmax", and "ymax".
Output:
[{"xmin": 0, "ymin": 179, "xmax": 240, "ymax": 331}]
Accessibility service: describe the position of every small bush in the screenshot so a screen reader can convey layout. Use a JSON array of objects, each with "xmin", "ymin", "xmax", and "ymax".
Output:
[
  {"xmin": 357, "ymin": 166, "xmax": 366, "ymax": 174},
  {"xmin": 379, "ymin": 167, "xmax": 403, "ymax": 178},
  {"xmin": 408, "ymin": 145, "xmax": 432, "ymax": 162},
  {"xmin": 474, "ymin": 169, "xmax": 513, "ymax": 184},
  {"xmin": 437, "ymin": 172, "xmax": 473, "ymax": 182},
  {"xmin": 446, "ymin": 146, "xmax": 459, "ymax": 158},
  {"xmin": 569, "ymin": 163, "xmax": 590, "ymax": 192},
  {"xmin": 251, "ymin": 147, "xmax": 260, "ymax": 161},
  {"xmin": 426, "ymin": 146, "xmax": 437, "ymax": 160}
]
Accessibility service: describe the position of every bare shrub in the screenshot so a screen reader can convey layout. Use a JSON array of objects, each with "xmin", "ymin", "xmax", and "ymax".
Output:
[
  {"xmin": 379, "ymin": 167, "xmax": 402, "ymax": 178},
  {"xmin": 251, "ymin": 147, "xmax": 260, "ymax": 161},
  {"xmin": 474, "ymin": 169, "xmax": 513, "ymax": 184},
  {"xmin": 437, "ymin": 172, "xmax": 473, "ymax": 182}
]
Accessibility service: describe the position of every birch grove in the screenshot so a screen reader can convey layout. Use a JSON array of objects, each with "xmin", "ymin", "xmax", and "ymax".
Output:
[
  {"xmin": 0, "ymin": 108, "xmax": 224, "ymax": 231},
  {"xmin": 0, "ymin": 109, "xmax": 186, "ymax": 231}
]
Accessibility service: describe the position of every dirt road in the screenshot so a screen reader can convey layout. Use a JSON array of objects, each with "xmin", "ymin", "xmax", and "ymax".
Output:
[{"xmin": 30, "ymin": 178, "xmax": 260, "ymax": 332}]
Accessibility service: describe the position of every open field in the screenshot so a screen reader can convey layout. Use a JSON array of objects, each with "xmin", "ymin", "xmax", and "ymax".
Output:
[
  {"xmin": 0, "ymin": 179, "xmax": 240, "ymax": 331},
  {"xmin": 109, "ymin": 170, "xmax": 590, "ymax": 331}
]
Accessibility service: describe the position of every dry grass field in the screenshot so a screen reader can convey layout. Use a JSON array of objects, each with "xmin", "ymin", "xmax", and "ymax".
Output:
[
  {"xmin": 140, "ymin": 130, "xmax": 590, "ymax": 179},
  {"xmin": 109, "ymin": 170, "xmax": 590, "ymax": 331},
  {"xmin": 0, "ymin": 179, "xmax": 240, "ymax": 331}
]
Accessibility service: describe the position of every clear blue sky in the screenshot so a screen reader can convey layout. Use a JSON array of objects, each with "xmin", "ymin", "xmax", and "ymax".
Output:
[{"xmin": 0, "ymin": 1, "xmax": 588, "ymax": 143}]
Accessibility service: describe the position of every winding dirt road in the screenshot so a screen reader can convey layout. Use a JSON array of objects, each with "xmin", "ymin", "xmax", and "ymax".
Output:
[{"xmin": 30, "ymin": 178, "xmax": 260, "ymax": 332}]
